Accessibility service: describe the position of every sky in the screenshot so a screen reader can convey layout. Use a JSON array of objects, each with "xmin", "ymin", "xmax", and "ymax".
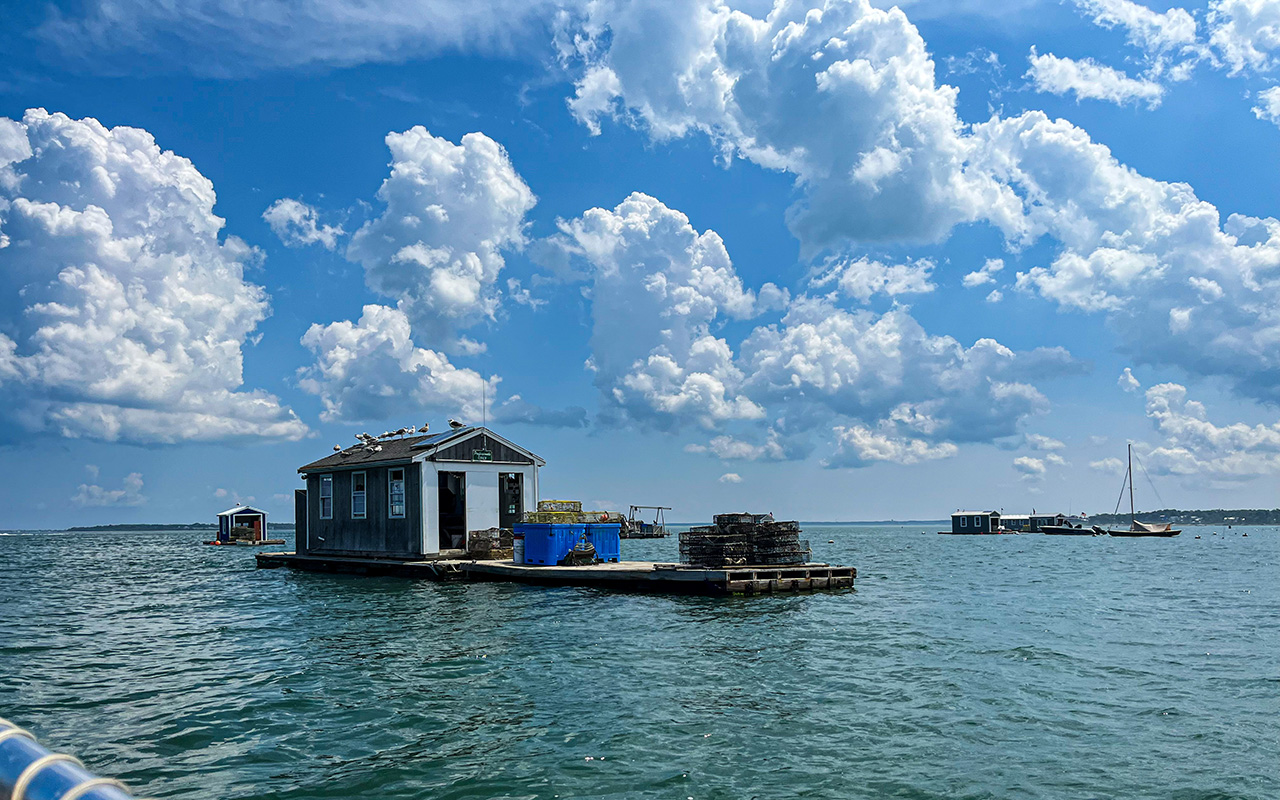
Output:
[{"xmin": 4, "ymin": 0, "xmax": 1280, "ymax": 527}]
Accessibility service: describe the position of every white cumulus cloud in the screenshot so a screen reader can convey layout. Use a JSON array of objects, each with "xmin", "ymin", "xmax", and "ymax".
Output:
[
  {"xmin": 718, "ymin": 472, "xmax": 743, "ymax": 483},
  {"xmin": 1208, "ymin": 0, "xmax": 1280, "ymax": 74},
  {"xmin": 963, "ymin": 258, "xmax": 1004, "ymax": 288},
  {"xmin": 1076, "ymin": 0, "xmax": 1200, "ymax": 56},
  {"xmin": 1253, "ymin": 85, "xmax": 1280, "ymax": 126},
  {"xmin": 816, "ymin": 257, "xmax": 935, "ymax": 303},
  {"xmin": 0, "ymin": 108, "xmax": 306, "ymax": 444},
  {"xmin": 1090, "ymin": 456, "xmax": 1125, "ymax": 473},
  {"xmin": 827, "ymin": 424, "xmax": 958, "ymax": 467},
  {"xmin": 562, "ymin": 0, "xmax": 1017, "ymax": 250},
  {"xmin": 547, "ymin": 192, "xmax": 784, "ymax": 430},
  {"xmin": 740, "ymin": 298, "xmax": 1071, "ymax": 446},
  {"xmin": 346, "ymin": 126, "xmax": 536, "ymax": 347},
  {"xmin": 561, "ymin": 2, "xmax": 1280, "ymax": 405},
  {"xmin": 1119, "ymin": 367, "xmax": 1142, "ymax": 392},
  {"xmin": 72, "ymin": 472, "xmax": 146, "ymax": 507},
  {"xmin": 263, "ymin": 198, "xmax": 344, "ymax": 249},
  {"xmin": 546, "ymin": 190, "xmax": 1078, "ymax": 465},
  {"xmin": 1143, "ymin": 382, "xmax": 1280, "ymax": 477},
  {"xmin": 1026, "ymin": 49, "xmax": 1165, "ymax": 108},
  {"xmin": 299, "ymin": 304, "xmax": 497, "ymax": 423},
  {"xmin": 1013, "ymin": 455, "xmax": 1047, "ymax": 478}
]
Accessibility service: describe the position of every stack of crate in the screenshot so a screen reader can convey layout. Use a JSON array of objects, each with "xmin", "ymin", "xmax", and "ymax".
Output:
[
  {"xmin": 466, "ymin": 527, "xmax": 514, "ymax": 560},
  {"xmin": 521, "ymin": 500, "xmax": 623, "ymax": 524},
  {"xmin": 679, "ymin": 513, "xmax": 810, "ymax": 568}
]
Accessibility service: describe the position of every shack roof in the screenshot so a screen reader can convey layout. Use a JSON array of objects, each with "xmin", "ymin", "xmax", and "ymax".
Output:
[
  {"xmin": 297, "ymin": 426, "xmax": 544, "ymax": 472},
  {"xmin": 952, "ymin": 510, "xmax": 1000, "ymax": 516},
  {"xmin": 217, "ymin": 505, "xmax": 267, "ymax": 517},
  {"xmin": 298, "ymin": 431, "xmax": 453, "ymax": 472}
]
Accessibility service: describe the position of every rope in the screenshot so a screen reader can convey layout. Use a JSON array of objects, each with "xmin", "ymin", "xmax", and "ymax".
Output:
[
  {"xmin": 1132, "ymin": 451, "xmax": 1166, "ymax": 508},
  {"xmin": 1111, "ymin": 463, "xmax": 1129, "ymax": 517}
]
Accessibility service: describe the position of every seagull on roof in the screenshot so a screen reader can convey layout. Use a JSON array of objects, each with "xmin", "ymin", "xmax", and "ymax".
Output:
[
  {"xmin": 420, "ymin": 423, "xmax": 430, "ymax": 433},
  {"xmin": 449, "ymin": 418, "xmax": 464, "ymax": 429},
  {"xmin": 333, "ymin": 444, "xmax": 341, "ymax": 452},
  {"xmin": 394, "ymin": 427, "xmax": 408, "ymax": 437}
]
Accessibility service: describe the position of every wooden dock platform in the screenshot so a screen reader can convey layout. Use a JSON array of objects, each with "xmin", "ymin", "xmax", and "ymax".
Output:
[{"xmin": 255, "ymin": 552, "xmax": 854, "ymax": 595}]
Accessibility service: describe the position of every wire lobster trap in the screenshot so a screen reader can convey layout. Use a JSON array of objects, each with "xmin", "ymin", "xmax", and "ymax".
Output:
[{"xmin": 679, "ymin": 515, "xmax": 811, "ymax": 568}]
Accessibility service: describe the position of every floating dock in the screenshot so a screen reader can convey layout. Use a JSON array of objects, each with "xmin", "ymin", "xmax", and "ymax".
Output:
[{"xmin": 255, "ymin": 552, "xmax": 854, "ymax": 595}]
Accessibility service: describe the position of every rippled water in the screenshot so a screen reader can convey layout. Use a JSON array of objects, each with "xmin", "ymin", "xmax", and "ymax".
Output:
[{"xmin": 2, "ymin": 526, "xmax": 1278, "ymax": 799}]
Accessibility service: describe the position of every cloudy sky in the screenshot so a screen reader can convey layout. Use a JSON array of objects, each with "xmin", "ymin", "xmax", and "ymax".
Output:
[{"xmin": 4, "ymin": 0, "xmax": 1280, "ymax": 527}]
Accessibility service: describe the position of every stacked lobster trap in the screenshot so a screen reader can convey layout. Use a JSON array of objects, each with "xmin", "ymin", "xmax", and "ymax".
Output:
[{"xmin": 679, "ymin": 513, "xmax": 811, "ymax": 568}]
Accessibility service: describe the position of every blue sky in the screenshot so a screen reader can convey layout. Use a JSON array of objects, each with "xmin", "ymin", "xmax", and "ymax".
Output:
[{"xmin": 4, "ymin": 0, "xmax": 1280, "ymax": 527}]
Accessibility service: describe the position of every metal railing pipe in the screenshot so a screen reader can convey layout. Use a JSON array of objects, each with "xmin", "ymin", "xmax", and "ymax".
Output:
[{"xmin": 0, "ymin": 718, "xmax": 137, "ymax": 800}]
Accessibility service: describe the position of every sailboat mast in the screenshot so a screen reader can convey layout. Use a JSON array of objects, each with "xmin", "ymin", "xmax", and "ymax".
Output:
[{"xmin": 1127, "ymin": 442, "xmax": 1135, "ymax": 525}]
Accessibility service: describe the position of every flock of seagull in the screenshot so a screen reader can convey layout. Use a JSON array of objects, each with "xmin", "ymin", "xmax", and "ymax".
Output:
[{"xmin": 333, "ymin": 419, "xmax": 467, "ymax": 456}]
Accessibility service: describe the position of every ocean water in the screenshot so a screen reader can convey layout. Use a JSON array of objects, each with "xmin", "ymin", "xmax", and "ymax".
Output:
[{"xmin": 1, "ymin": 525, "xmax": 1277, "ymax": 800}]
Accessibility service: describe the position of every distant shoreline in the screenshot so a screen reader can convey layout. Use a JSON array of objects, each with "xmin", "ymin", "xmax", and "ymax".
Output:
[
  {"xmin": 9, "ymin": 510, "xmax": 1277, "ymax": 534},
  {"xmin": 59, "ymin": 522, "xmax": 297, "ymax": 532}
]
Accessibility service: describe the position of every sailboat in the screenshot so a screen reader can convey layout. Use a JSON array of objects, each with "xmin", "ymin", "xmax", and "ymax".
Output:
[{"xmin": 1095, "ymin": 444, "xmax": 1181, "ymax": 538}]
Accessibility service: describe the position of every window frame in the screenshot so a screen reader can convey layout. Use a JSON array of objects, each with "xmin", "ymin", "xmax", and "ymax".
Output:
[
  {"xmin": 960, "ymin": 516, "xmax": 967, "ymax": 528},
  {"xmin": 388, "ymin": 468, "xmax": 406, "ymax": 519},
  {"xmin": 351, "ymin": 471, "xmax": 367, "ymax": 520},
  {"xmin": 319, "ymin": 474, "xmax": 333, "ymax": 520}
]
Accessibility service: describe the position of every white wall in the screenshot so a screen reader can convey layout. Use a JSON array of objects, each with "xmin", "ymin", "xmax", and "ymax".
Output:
[{"xmin": 417, "ymin": 460, "xmax": 539, "ymax": 555}]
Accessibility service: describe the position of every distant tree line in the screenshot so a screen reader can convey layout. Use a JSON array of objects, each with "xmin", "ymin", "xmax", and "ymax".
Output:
[
  {"xmin": 66, "ymin": 522, "xmax": 296, "ymax": 532},
  {"xmin": 1088, "ymin": 509, "xmax": 1280, "ymax": 526}
]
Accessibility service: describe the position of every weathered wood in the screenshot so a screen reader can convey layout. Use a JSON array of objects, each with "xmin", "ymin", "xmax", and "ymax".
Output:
[
  {"xmin": 256, "ymin": 552, "xmax": 855, "ymax": 595},
  {"xmin": 305, "ymin": 463, "xmax": 421, "ymax": 558},
  {"xmin": 432, "ymin": 433, "xmax": 533, "ymax": 464}
]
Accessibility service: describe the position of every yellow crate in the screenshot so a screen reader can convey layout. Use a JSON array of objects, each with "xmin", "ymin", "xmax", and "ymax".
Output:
[{"xmin": 537, "ymin": 500, "xmax": 583, "ymax": 513}]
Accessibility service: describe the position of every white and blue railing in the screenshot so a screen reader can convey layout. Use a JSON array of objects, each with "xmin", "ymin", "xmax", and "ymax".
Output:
[{"xmin": 0, "ymin": 718, "xmax": 140, "ymax": 800}]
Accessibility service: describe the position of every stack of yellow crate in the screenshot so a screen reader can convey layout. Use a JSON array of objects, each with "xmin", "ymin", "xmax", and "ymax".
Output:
[{"xmin": 522, "ymin": 500, "xmax": 622, "ymax": 524}]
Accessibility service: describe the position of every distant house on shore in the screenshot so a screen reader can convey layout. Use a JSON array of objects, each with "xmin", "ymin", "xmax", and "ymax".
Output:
[
  {"xmin": 295, "ymin": 427, "xmax": 543, "ymax": 559},
  {"xmin": 951, "ymin": 511, "xmax": 1000, "ymax": 533},
  {"xmin": 217, "ymin": 505, "xmax": 269, "ymax": 543}
]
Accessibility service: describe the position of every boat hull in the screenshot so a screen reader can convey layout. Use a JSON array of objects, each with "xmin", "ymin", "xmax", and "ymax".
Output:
[
  {"xmin": 1040, "ymin": 526, "xmax": 1094, "ymax": 535},
  {"xmin": 1106, "ymin": 529, "xmax": 1181, "ymax": 538}
]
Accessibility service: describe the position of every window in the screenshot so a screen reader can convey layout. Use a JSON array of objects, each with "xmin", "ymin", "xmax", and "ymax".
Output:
[
  {"xmin": 319, "ymin": 475, "xmax": 333, "ymax": 520},
  {"xmin": 389, "ymin": 468, "xmax": 406, "ymax": 519},
  {"xmin": 351, "ymin": 472, "xmax": 366, "ymax": 519},
  {"xmin": 960, "ymin": 516, "xmax": 967, "ymax": 528}
]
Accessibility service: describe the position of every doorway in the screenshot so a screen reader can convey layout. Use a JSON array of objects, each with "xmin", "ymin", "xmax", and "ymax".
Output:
[
  {"xmin": 499, "ymin": 473, "xmax": 523, "ymax": 529},
  {"xmin": 438, "ymin": 472, "xmax": 466, "ymax": 550}
]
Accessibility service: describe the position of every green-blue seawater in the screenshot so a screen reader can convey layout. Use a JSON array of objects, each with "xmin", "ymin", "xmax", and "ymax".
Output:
[{"xmin": 2, "ymin": 526, "xmax": 1277, "ymax": 799}]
